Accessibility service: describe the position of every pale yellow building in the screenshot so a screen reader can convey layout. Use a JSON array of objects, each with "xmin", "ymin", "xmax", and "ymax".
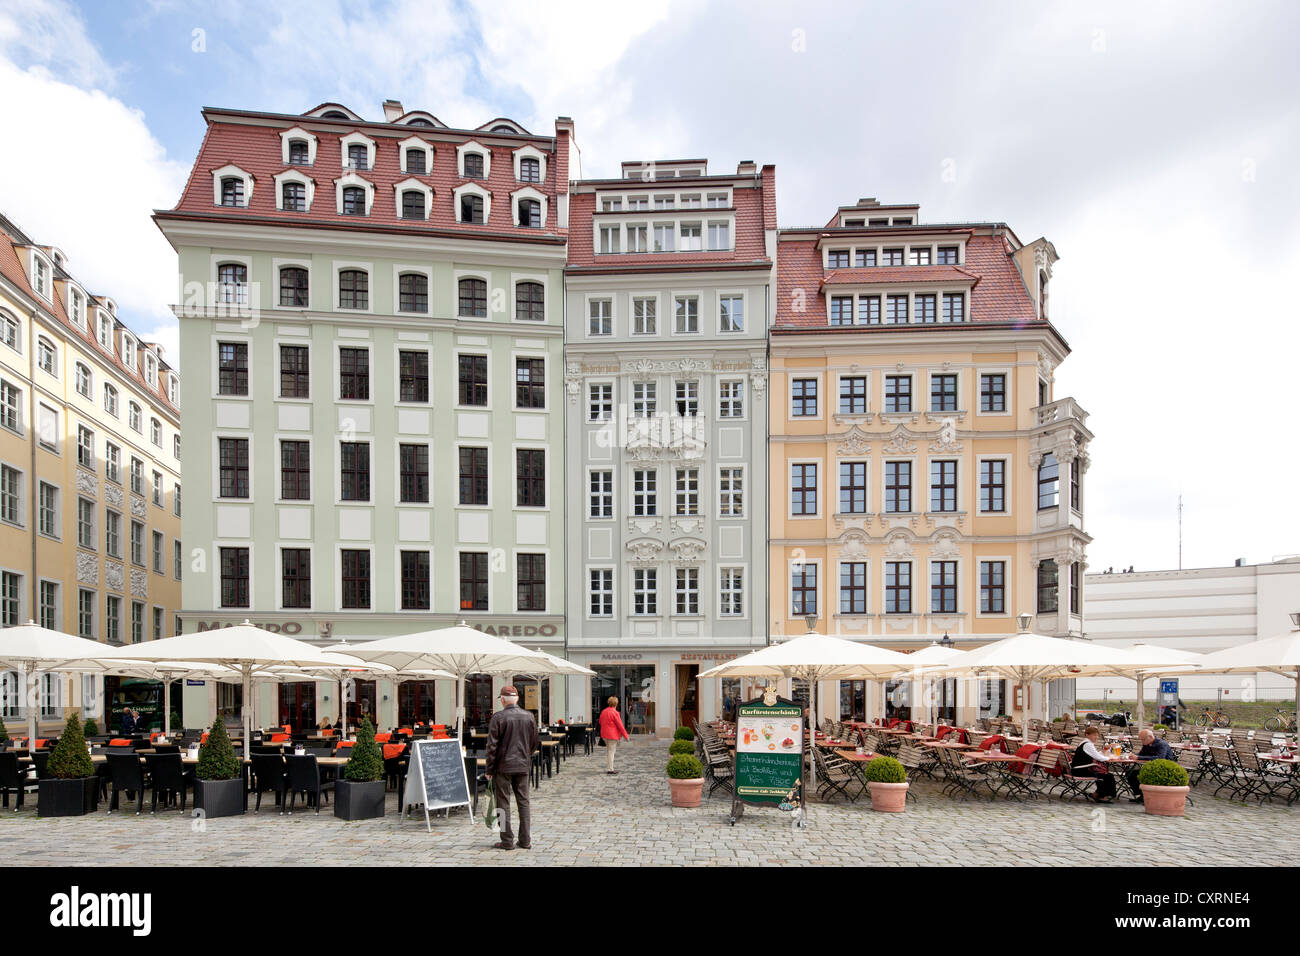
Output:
[
  {"xmin": 0, "ymin": 214, "xmax": 181, "ymax": 736},
  {"xmin": 769, "ymin": 199, "xmax": 1091, "ymax": 726}
]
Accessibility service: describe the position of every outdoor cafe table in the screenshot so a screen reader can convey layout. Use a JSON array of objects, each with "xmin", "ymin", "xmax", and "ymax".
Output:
[
  {"xmin": 834, "ymin": 749, "xmax": 878, "ymax": 763},
  {"xmin": 1260, "ymin": 753, "xmax": 1300, "ymax": 803},
  {"xmin": 920, "ymin": 739, "xmax": 978, "ymax": 751},
  {"xmin": 960, "ymin": 750, "xmax": 1029, "ymax": 799}
]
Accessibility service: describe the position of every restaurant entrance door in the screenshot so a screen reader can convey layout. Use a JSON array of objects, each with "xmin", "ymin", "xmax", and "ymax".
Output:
[
  {"xmin": 397, "ymin": 681, "xmax": 436, "ymax": 726},
  {"xmin": 466, "ymin": 674, "xmax": 494, "ymax": 729},
  {"xmin": 675, "ymin": 664, "xmax": 699, "ymax": 730},
  {"xmin": 590, "ymin": 665, "xmax": 656, "ymax": 734},
  {"xmin": 346, "ymin": 679, "xmax": 377, "ymax": 728},
  {"xmin": 278, "ymin": 683, "xmax": 315, "ymax": 733}
]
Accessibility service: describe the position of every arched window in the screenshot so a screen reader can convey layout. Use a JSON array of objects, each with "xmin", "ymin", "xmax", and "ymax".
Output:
[
  {"xmin": 129, "ymin": 402, "xmax": 141, "ymax": 432},
  {"xmin": 491, "ymin": 124, "xmax": 515, "ymax": 133},
  {"xmin": 342, "ymin": 186, "xmax": 366, "ymax": 216},
  {"xmin": 518, "ymin": 157, "xmax": 540, "ymax": 183},
  {"xmin": 518, "ymin": 199, "xmax": 541, "ymax": 228},
  {"xmin": 1, "ymin": 310, "xmax": 19, "ymax": 351},
  {"xmin": 282, "ymin": 181, "xmax": 306, "ymax": 211},
  {"xmin": 463, "ymin": 152, "xmax": 485, "ymax": 179},
  {"xmin": 398, "ymin": 273, "xmax": 428, "ymax": 313},
  {"xmin": 321, "ymin": 110, "xmax": 349, "ymax": 120},
  {"xmin": 401, "ymin": 190, "xmax": 425, "ymax": 220},
  {"xmin": 405, "ymin": 148, "xmax": 427, "ymax": 174},
  {"xmin": 458, "ymin": 278, "xmax": 487, "ymax": 318},
  {"xmin": 288, "ymin": 140, "xmax": 309, "ymax": 164},
  {"xmin": 347, "ymin": 143, "xmax": 368, "ymax": 170},
  {"xmin": 339, "ymin": 270, "xmax": 369, "ymax": 310},
  {"xmin": 407, "ymin": 118, "xmax": 434, "ymax": 127},
  {"xmin": 515, "ymin": 281, "xmax": 544, "ymax": 321},
  {"xmin": 279, "ymin": 267, "xmax": 308, "ymax": 307},
  {"xmin": 103, "ymin": 384, "xmax": 119, "ymax": 416},
  {"xmin": 217, "ymin": 263, "xmax": 248, "ymax": 305},
  {"xmin": 150, "ymin": 419, "xmax": 162, "ymax": 446},
  {"xmin": 37, "ymin": 337, "xmax": 56, "ymax": 375},
  {"xmin": 75, "ymin": 363, "xmax": 92, "ymax": 398},
  {"xmin": 220, "ymin": 177, "xmax": 244, "ymax": 206}
]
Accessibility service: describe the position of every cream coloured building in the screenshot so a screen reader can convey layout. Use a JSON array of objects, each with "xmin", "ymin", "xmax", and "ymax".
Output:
[{"xmin": 0, "ymin": 213, "xmax": 182, "ymax": 735}]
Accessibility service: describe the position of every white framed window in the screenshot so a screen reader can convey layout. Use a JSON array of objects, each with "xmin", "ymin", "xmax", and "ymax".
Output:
[
  {"xmin": 77, "ymin": 497, "xmax": 95, "ymax": 549},
  {"xmin": 707, "ymin": 221, "xmax": 730, "ymax": 250},
  {"xmin": 598, "ymin": 224, "xmax": 621, "ymax": 254},
  {"xmin": 673, "ymin": 294, "xmax": 699, "ymax": 334},
  {"xmin": 632, "ymin": 381, "xmax": 656, "ymax": 418},
  {"xmin": 674, "ymin": 380, "xmax": 698, "ymax": 417},
  {"xmin": 211, "ymin": 164, "xmax": 254, "ymax": 207},
  {"xmin": 510, "ymin": 186, "xmax": 547, "ymax": 229},
  {"xmin": 588, "ymin": 298, "xmax": 612, "ymax": 336},
  {"xmin": 453, "ymin": 182, "xmax": 491, "ymax": 223},
  {"xmin": 76, "ymin": 425, "xmax": 95, "ymax": 469},
  {"xmin": 589, "ymin": 568, "xmax": 614, "ymax": 617},
  {"xmin": 720, "ymin": 567, "xmax": 744, "ymax": 616},
  {"xmin": 68, "ymin": 288, "xmax": 85, "ymax": 328},
  {"xmin": 104, "ymin": 443, "xmax": 121, "ymax": 483},
  {"xmin": 37, "ymin": 337, "xmax": 56, "ymax": 376},
  {"xmin": 339, "ymin": 131, "xmax": 377, "ymax": 170},
  {"xmin": 652, "ymin": 222, "xmax": 674, "ymax": 252},
  {"xmin": 274, "ymin": 169, "xmax": 316, "ymax": 212},
  {"xmin": 632, "ymin": 567, "xmax": 658, "ymax": 616},
  {"xmin": 1, "ymin": 310, "xmax": 20, "ymax": 352},
  {"xmin": 128, "ymin": 402, "xmax": 141, "ymax": 432},
  {"xmin": 393, "ymin": 178, "xmax": 433, "ymax": 220},
  {"xmin": 632, "ymin": 468, "xmax": 658, "ymax": 516},
  {"xmin": 674, "ymin": 567, "xmax": 699, "ymax": 615},
  {"xmin": 626, "ymin": 222, "xmax": 648, "ymax": 251},
  {"xmin": 103, "ymin": 384, "xmax": 119, "ymax": 416},
  {"xmin": 588, "ymin": 382, "xmax": 613, "ymax": 421},
  {"xmin": 719, "ymin": 293, "xmax": 744, "ymax": 332},
  {"xmin": 397, "ymin": 135, "xmax": 434, "ymax": 175},
  {"xmin": 674, "ymin": 467, "xmax": 699, "ymax": 516},
  {"xmin": 719, "ymin": 467, "xmax": 744, "ymax": 517},
  {"xmin": 38, "ymin": 481, "xmax": 58, "ymax": 538},
  {"xmin": 334, "ymin": 172, "xmax": 375, "ymax": 216},
  {"xmin": 719, "ymin": 379, "xmax": 744, "ymax": 419},
  {"xmin": 588, "ymin": 469, "xmax": 613, "ymax": 519},
  {"xmin": 456, "ymin": 140, "xmax": 492, "ymax": 179},
  {"xmin": 280, "ymin": 126, "xmax": 318, "ymax": 165},
  {"xmin": 31, "ymin": 253, "xmax": 51, "ymax": 300},
  {"xmin": 96, "ymin": 310, "xmax": 112, "ymax": 350},
  {"xmin": 150, "ymin": 418, "xmax": 162, "ymax": 446},
  {"xmin": 0, "ymin": 379, "xmax": 19, "ymax": 433},
  {"xmin": 680, "ymin": 222, "xmax": 702, "ymax": 250},
  {"xmin": 75, "ymin": 363, "xmax": 92, "ymax": 399},
  {"xmin": 0, "ymin": 465, "xmax": 23, "ymax": 525},
  {"xmin": 632, "ymin": 295, "xmax": 657, "ymax": 334}
]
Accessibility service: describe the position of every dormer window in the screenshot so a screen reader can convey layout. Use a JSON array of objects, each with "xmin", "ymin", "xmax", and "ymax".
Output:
[
  {"xmin": 518, "ymin": 199, "xmax": 540, "ymax": 227},
  {"xmin": 167, "ymin": 376, "xmax": 179, "ymax": 406},
  {"xmin": 408, "ymin": 118, "xmax": 434, "ymax": 127},
  {"xmin": 321, "ymin": 110, "xmax": 348, "ymax": 120},
  {"xmin": 145, "ymin": 354, "xmax": 158, "ymax": 387},
  {"xmin": 69, "ymin": 290, "xmax": 84, "ymax": 328},
  {"xmin": 937, "ymin": 246, "xmax": 959, "ymax": 265},
  {"xmin": 121, "ymin": 335, "xmax": 136, "ymax": 369},
  {"xmin": 96, "ymin": 312, "xmax": 112, "ymax": 350},
  {"xmin": 32, "ymin": 256, "xmax": 49, "ymax": 298},
  {"xmin": 401, "ymin": 190, "xmax": 425, "ymax": 220},
  {"xmin": 464, "ymin": 153, "xmax": 484, "ymax": 179},
  {"xmin": 282, "ymin": 181, "xmax": 306, "ymax": 211},
  {"xmin": 461, "ymin": 194, "xmax": 483, "ymax": 223},
  {"xmin": 220, "ymin": 177, "xmax": 244, "ymax": 206},
  {"xmin": 288, "ymin": 140, "xmax": 309, "ymax": 164},
  {"xmin": 346, "ymin": 144, "xmax": 368, "ymax": 171},
  {"xmin": 342, "ymin": 186, "xmax": 366, "ymax": 216},
  {"xmin": 909, "ymin": 248, "xmax": 931, "ymax": 266},
  {"xmin": 279, "ymin": 127, "xmax": 318, "ymax": 166},
  {"xmin": 406, "ymin": 149, "xmax": 426, "ymax": 175},
  {"xmin": 519, "ymin": 157, "xmax": 540, "ymax": 183}
]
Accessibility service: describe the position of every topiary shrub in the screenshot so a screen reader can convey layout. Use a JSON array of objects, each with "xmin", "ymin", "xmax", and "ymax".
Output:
[
  {"xmin": 196, "ymin": 718, "xmax": 240, "ymax": 781},
  {"xmin": 673, "ymin": 727, "xmax": 695, "ymax": 741},
  {"xmin": 83, "ymin": 719, "xmax": 99, "ymax": 737},
  {"xmin": 48, "ymin": 714, "xmax": 95, "ymax": 779},
  {"xmin": 668, "ymin": 739, "xmax": 695, "ymax": 756},
  {"xmin": 1137, "ymin": 758, "xmax": 1188, "ymax": 788},
  {"xmin": 169, "ymin": 711, "xmax": 182, "ymax": 732},
  {"xmin": 0, "ymin": 715, "xmax": 8, "ymax": 743},
  {"xmin": 1152, "ymin": 723, "xmax": 1169, "ymax": 731},
  {"xmin": 862, "ymin": 755, "xmax": 907, "ymax": 784},
  {"xmin": 666, "ymin": 754, "xmax": 703, "ymax": 779},
  {"xmin": 344, "ymin": 718, "xmax": 383, "ymax": 782}
]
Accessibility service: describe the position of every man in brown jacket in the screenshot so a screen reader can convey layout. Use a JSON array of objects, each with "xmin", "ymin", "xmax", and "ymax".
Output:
[{"xmin": 484, "ymin": 685, "xmax": 539, "ymax": 850}]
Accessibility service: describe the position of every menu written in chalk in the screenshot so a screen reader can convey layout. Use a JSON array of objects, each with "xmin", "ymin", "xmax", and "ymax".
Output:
[{"xmin": 405, "ymin": 739, "xmax": 471, "ymax": 813}]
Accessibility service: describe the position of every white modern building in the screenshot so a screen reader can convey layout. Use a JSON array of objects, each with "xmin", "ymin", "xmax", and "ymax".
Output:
[{"xmin": 1081, "ymin": 557, "xmax": 1300, "ymax": 701}]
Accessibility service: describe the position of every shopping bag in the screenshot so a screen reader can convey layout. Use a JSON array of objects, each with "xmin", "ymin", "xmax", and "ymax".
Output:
[{"xmin": 482, "ymin": 780, "xmax": 497, "ymax": 830}]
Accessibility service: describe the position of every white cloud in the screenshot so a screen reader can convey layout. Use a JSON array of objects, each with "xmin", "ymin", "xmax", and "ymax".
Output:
[
  {"xmin": 0, "ymin": 56, "xmax": 189, "ymax": 354},
  {"xmin": 0, "ymin": 0, "xmax": 116, "ymax": 89}
]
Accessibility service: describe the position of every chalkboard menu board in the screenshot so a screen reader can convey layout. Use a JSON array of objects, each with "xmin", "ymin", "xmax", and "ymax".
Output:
[
  {"xmin": 730, "ymin": 696, "xmax": 803, "ymax": 824},
  {"xmin": 403, "ymin": 739, "xmax": 471, "ymax": 831}
]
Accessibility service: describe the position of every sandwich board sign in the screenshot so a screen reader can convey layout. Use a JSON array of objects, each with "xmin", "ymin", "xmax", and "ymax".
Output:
[
  {"xmin": 402, "ymin": 738, "xmax": 472, "ymax": 832},
  {"xmin": 729, "ymin": 691, "xmax": 804, "ymax": 825}
]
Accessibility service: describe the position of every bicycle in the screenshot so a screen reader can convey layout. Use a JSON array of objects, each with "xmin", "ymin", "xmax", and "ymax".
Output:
[
  {"xmin": 1190, "ymin": 707, "xmax": 1231, "ymax": 728},
  {"xmin": 1263, "ymin": 709, "xmax": 1297, "ymax": 733}
]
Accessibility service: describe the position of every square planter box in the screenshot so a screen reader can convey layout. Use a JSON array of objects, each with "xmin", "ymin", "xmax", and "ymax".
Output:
[
  {"xmin": 195, "ymin": 778, "xmax": 245, "ymax": 818},
  {"xmin": 335, "ymin": 780, "xmax": 386, "ymax": 821},
  {"xmin": 38, "ymin": 777, "xmax": 99, "ymax": 817}
]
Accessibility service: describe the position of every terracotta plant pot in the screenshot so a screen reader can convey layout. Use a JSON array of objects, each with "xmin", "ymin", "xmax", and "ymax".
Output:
[
  {"xmin": 669, "ymin": 777, "xmax": 704, "ymax": 808},
  {"xmin": 868, "ymin": 781, "xmax": 909, "ymax": 812},
  {"xmin": 1140, "ymin": 783, "xmax": 1189, "ymax": 817}
]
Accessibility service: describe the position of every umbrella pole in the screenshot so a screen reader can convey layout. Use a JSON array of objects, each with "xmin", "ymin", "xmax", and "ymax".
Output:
[
  {"xmin": 164, "ymin": 676, "xmax": 171, "ymax": 737},
  {"xmin": 242, "ymin": 665, "xmax": 252, "ymax": 757},
  {"xmin": 1136, "ymin": 674, "xmax": 1146, "ymax": 733},
  {"xmin": 806, "ymin": 673, "xmax": 816, "ymax": 819},
  {"xmin": 26, "ymin": 662, "xmax": 36, "ymax": 746}
]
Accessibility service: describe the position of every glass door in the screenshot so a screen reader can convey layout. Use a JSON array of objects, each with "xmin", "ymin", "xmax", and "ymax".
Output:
[
  {"xmin": 278, "ymin": 683, "xmax": 316, "ymax": 733},
  {"xmin": 840, "ymin": 680, "xmax": 866, "ymax": 722},
  {"xmin": 397, "ymin": 681, "xmax": 436, "ymax": 726}
]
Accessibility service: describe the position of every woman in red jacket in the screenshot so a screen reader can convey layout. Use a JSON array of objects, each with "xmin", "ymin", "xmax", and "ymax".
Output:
[{"xmin": 599, "ymin": 696, "xmax": 631, "ymax": 774}]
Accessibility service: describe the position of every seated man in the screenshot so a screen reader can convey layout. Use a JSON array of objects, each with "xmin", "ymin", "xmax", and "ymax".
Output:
[{"xmin": 1126, "ymin": 729, "xmax": 1175, "ymax": 803}]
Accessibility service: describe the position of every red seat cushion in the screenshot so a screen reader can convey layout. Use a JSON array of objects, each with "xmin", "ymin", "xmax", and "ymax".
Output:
[
  {"xmin": 374, "ymin": 732, "xmax": 391, "ymax": 744},
  {"xmin": 336, "ymin": 740, "xmax": 354, "ymax": 749},
  {"xmin": 1009, "ymin": 744, "xmax": 1042, "ymax": 774},
  {"xmin": 269, "ymin": 733, "xmax": 289, "ymax": 742},
  {"xmin": 109, "ymin": 738, "xmax": 131, "ymax": 747},
  {"xmin": 321, "ymin": 729, "xmax": 335, "ymax": 737},
  {"xmin": 979, "ymin": 734, "xmax": 1006, "ymax": 752},
  {"xmin": 382, "ymin": 743, "xmax": 405, "ymax": 760}
]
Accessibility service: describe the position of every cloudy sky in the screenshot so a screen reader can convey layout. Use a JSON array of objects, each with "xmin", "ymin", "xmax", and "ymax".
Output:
[{"xmin": 1, "ymin": 0, "xmax": 1296, "ymax": 574}]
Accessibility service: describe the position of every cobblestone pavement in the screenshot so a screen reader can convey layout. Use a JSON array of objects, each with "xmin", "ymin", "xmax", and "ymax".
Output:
[{"xmin": 2, "ymin": 741, "xmax": 1297, "ymax": 866}]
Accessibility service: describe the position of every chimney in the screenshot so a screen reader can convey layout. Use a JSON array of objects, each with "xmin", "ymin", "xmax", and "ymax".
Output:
[
  {"xmin": 382, "ymin": 99, "xmax": 404, "ymax": 122},
  {"xmin": 856, "ymin": 197, "xmax": 880, "ymax": 208},
  {"xmin": 736, "ymin": 160, "xmax": 757, "ymax": 176},
  {"xmin": 1234, "ymin": 558, "xmax": 1245, "ymax": 567}
]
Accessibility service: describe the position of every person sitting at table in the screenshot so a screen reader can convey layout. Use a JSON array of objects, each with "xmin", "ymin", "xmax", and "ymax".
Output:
[
  {"xmin": 1072, "ymin": 726, "xmax": 1116, "ymax": 804},
  {"xmin": 1125, "ymin": 729, "xmax": 1174, "ymax": 804},
  {"xmin": 317, "ymin": 716, "xmax": 334, "ymax": 732}
]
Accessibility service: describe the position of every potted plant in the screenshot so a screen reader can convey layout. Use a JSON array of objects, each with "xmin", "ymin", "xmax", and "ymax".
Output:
[
  {"xmin": 1137, "ymin": 759, "xmax": 1190, "ymax": 816},
  {"xmin": 194, "ymin": 718, "xmax": 244, "ymax": 818},
  {"xmin": 673, "ymin": 727, "xmax": 695, "ymax": 742},
  {"xmin": 39, "ymin": 714, "xmax": 98, "ymax": 816},
  {"xmin": 863, "ymin": 755, "xmax": 909, "ymax": 812},
  {"xmin": 335, "ymin": 718, "xmax": 386, "ymax": 821},
  {"xmin": 82, "ymin": 719, "xmax": 99, "ymax": 738},
  {"xmin": 667, "ymin": 753, "xmax": 705, "ymax": 808},
  {"xmin": 668, "ymin": 739, "xmax": 695, "ymax": 757}
]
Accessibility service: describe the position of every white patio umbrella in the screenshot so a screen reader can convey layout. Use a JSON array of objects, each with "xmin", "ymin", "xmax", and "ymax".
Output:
[
  {"xmin": 0, "ymin": 622, "xmax": 115, "ymax": 743},
  {"xmin": 919, "ymin": 617, "xmax": 1150, "ymax": 734},
  {"xmin": 78, "ymin": 660, "xmax": 240, "ymax": 737},
  {"xmin": 340, "ymin": 624, "xmax": 553, "ymax": 734},
  {"xmin": 103, "ymin": 621, "xmax": 343, "ymax": 756},
  {"xmin": 698, "ymin": 633, "xmax": 912, "ymax": 806},
  {"xmin": 477, "ymin": 649, "xmax": 595, "ymax": 728},
  {"xmin": 1089, "ymin": 643, "xmax": 1205, "ymax": 733},
  {"xmin": 1159, "ymin": 613, "xmax": 1300, "ymax": 733},
  {"xmin": 272, "ymin": 651, "xmax": 416, "ymax": 738}
]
